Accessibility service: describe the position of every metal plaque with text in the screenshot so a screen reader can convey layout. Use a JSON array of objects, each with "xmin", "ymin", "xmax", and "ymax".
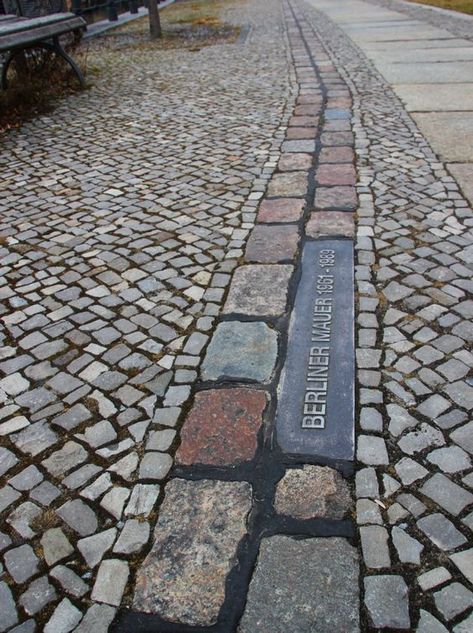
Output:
[{"xmin": 275, "ymin": 239, "xmax": 355, "ymax": 461}]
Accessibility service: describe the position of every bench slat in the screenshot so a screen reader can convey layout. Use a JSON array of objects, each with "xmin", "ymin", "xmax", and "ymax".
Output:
[
  {"xmin": 0, "ymin": 17, "xmax": 86, "ymax": 52},
  {"xmin": 0, "ymin": 15, "xmax": 19, "ymax": 23},
  {"xmin": 0, "ymin": 13, "xmax": 84, "ymax": 36}
]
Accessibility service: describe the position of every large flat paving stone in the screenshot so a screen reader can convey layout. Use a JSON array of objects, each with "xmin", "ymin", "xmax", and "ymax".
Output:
[
  {"xmin": 448, "ymin": 163, "xmax": 473, "ymax": 206},
  {"xmin": 306, "ymin": 211, "xmax": 355, "ymax": 238},
  {"xmin": 371, "ymin": 47, "xmax": 473, "ymax": 64},
  {"xmin": 238, "ymin": 536, "xmax": 359, "ymax": 633},
  {"xmin": 395, "ymin": 83, "xmax": 473, "ymax": 112},
  {"xmin": 412, "ymin": 112, "xmax": 473, "ymax": 161},
  {"xmin": 201, "ymin": 321, "xmax": 277, "ymax": 382},
  {"xmin": 352, "ymin": 26, "xmax": 459, "ymax": 44},
  {"xmin": 363, "ymin": 37, "xmax": 473, "ymax": 51},
  {"xmin": 376, "ymin": 61, "xmax": 473, "ymax": 84},
  {"xmin": 224, "ymin": 265, "xmax": 293, "ymax": 316},
  {"xmin": 257, "ymin": 198, "xmax": 305, "ymax": 223},
  {"xmin": 245, "ymin": 226, "xmax": 299, "ymax": 263},
  {"xmin": 176, "ymin": 388, "xmax": 267, "ymax": 466},
  {"xmin": 133, "ymin": 478, "xmax": 252, "ymax": 626},
  {"xmin": 267, "ymin": 172, "xmax": 308, "ymax": 197}
]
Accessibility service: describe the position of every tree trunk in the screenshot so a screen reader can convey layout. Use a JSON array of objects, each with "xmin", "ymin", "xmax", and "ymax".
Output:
[{"xmin": 148, "ymin": 0, "xmax": 162, "ymax": 39}]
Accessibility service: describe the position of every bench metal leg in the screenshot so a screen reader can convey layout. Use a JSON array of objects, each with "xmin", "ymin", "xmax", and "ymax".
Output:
[
  {"xmin": 1, "ymin": 39, "xmax": 85, "ymax": 90},
  {"xmin": 51, "ymin": 37, "xmax": 86, "ymax": 88},
  {"xmin": 0, "ymin": 50, "xmax": 28, "ymax": 90},
  {"xmin": 1, "ymin": 53, "xmax": 13, "ymax": 90}
]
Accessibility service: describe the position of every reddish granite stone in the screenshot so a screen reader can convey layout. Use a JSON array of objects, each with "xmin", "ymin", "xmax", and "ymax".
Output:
[
  {"xmin": 286, "ymin": 128, "xmax": 315, "ymax": 140},
  {"xmin": 294, "ymin": 105, "xmax": 321, "ymax": 116},
  {"xmin": 176, "ymin": 389, "xmax": 267, "ymax": 466},
  {"xmin": 324, "ymin": 120, "xmax": 351, "ymax": 132},
  {"xmin": 306, "ymin": 211, "xmax": 355, "ymax": 238},
  {"xmin": 267, "ymin": 172, "xmax": 307, "ymax": 197},
  {"xmin": 319, "ymin": 146, "xmax": 355, "ymax": 164},
  {"xmin": 321, "ymin": 131, "xmax": 354, "ymax": 147},
  {"xmin": 315, "ymin": 186, "xmax": 357, "ymax": 211},
  {"xmin": 257, "ymin": 199, "xmax": 304, "ymax": 223},
  {"xmin": 298, "ymin": 76, "xmax": 318, "ymax": 83},
  {"xmin": 327, "ymin": 97, "xmax": 352, "ymax": 108},
  {"xmin": 278, "ymin": 153, "xmax": 312, "ymax": 172},
  {"xmin": 245, "ymin": 225, "xmax": 299, "ymax": 263},
  {"xmin": 316, "ymin": 164, "xmax": 356, "ymax": 186},
  {"xmin": 289, "ymin": 116, "xmax": 319, "ymax": 127},
  {"xmin": 297, "ymin": 95, "xmax": 323, "ymax": 105}
]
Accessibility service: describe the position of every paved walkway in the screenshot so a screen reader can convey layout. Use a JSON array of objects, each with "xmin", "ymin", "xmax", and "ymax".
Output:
[{"xmin": 0, "ymin": 0, "xmax": 472, "ymax": 631}]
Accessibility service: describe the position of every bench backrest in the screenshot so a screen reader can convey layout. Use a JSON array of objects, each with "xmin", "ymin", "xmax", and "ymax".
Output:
[
  {"xmin": 2, "ymin": 0, "xmax": 64, "ymax": 19},
  {"xmin": 0, "ymin": 12, "xmax": 85, "ymax": 50}
]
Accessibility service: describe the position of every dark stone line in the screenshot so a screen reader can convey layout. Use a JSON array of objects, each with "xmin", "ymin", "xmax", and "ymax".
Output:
[{"xmin": 112, "ymin": 4, "xmax": 358, "ymax": 633}]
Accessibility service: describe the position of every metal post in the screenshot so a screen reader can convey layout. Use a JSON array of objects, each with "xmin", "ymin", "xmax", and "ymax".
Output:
[
  {"xmin": 148, "ymin": 0, "xmax": 161, "ymax": 38},
  {"xmin": 72, "ymin": 0, "xmax": 82, "ymax": 16},
  {"xmin": 107, "ymin": 0, "xmax": 118, "ymax": 21}
]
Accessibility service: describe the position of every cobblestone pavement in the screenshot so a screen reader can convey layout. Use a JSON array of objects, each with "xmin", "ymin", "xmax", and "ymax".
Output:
[
  {"xmin": 1, "ymin": 0, "xmax": 473, "ymax": 630},
  {"xmin": 0, "ymin": 1, "xmax": 294, "ymax": 629}
]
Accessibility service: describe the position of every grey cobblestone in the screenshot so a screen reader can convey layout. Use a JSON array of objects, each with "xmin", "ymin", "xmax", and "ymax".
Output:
[
  {"xmin": 19, "ymin": 576, "xmax": 57, "ymax": 615},
  {"xmin": 418, "ymin": 567, "xmax": 452, "ymax": 592},
  {"xmin": 50, "ymin": 566, "xmax": 89, "ymax": 598},
  {"xmin": 434, "ymin": 582, "xmax": 473, "ymax": 621},
  {"xmin": 364, "ymin": 575, "xmax": 410, "ymax": 629},
  {"xmin": 0, "ymin": 581, "xmax": 18, "ymax": 632}
]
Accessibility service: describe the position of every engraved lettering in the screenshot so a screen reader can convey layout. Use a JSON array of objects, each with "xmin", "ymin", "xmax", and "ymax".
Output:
[{"xmin": 301, "ymin": 252, "xmax": 337, "ymax": 431}]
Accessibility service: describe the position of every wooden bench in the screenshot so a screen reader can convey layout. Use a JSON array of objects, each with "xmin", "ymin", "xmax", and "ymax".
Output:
[{"xmin": 0, "ymin": 12, "xmax": 87, "ymax": 90}]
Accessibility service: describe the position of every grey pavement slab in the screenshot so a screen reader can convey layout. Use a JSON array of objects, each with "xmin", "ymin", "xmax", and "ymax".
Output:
[
  {"xmin": 238, "ymin": 536, "xmax": 359, "ymax": 633},
  {"xmin": 375, "ymin": 62, "xmax": 473, "ymax": 84},
  {"xmin": 412, "ymin": 112, "xmax": 473, "ymax": 161},
  {"xmin": 448, "ymin": 163, "xmax": 473, "ymax": 205},
  {"xmin": 394, "ymin": 84, "xmax": 473, "ymax": 112},
  {"xmin": 371, "ymin": 47, "xmax": 473, "ymax": 63},
  {"xmin": 363, "ymin": 37, "xmax": 472, "ymax": 50}
]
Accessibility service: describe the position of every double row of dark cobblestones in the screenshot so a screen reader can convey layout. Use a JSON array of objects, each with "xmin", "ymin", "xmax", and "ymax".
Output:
[
  {"xmin": 120, "ymin": 1, "xmax": 362, "ymax": 631},
  {"xmin": 302, "ymin": 0, "xmax": 473, "ymax": 630}
]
